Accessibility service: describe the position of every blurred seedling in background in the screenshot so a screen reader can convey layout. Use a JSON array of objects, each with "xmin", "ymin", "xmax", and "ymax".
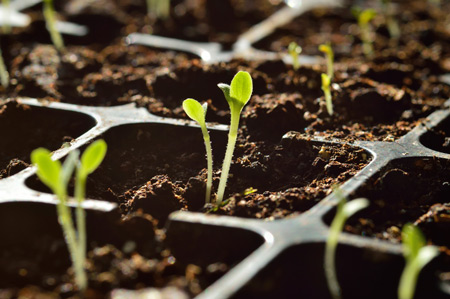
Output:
[
  {"xmin": 182, "ymin": 98, "xmax": 213, "ymax": 203},
  {"xmin": 319, "ymin": 43, "xmax": 334, "ymax": 80},
  {"xmin": 146, "ymin": 0, "xmax": 170, "ymax": 19},
  {"xmin": 398, "ymin": 224, "xmax": 439, "ymax": 299},
  {"xmin": 216, "ymin": 71, "xmax": 253, "ymax": 205},
  {"xmin": 380, "ymin": 0, "xmax": 400, "ymax": 39},
  {"xmin": 321, "ymin": 73, "xmax": 333, "ymax": 116},
  {"xmin": 325, "ymin": 187, "xmax": 369, "ymax": 299},
  {"xmin": 43, "ymin": 0, "xmax": 64, "ymax": 51},
  {"xmin": 352, "ymin": 7, "xmax": 377, "ymax": 59},
  {"xmin": 288, "ymin": 41, "xmax": 302, "ymax": 70},
  {"xmin": 0, "ymin": 44, "xmax": 9, "ymax": 88},
  {"xmin": 2, "ymin": 0, "xmax": 10, "ymax": 34},
  {"xmin": 31, "ymin": 140, "xmax": 107, "ymax": 292}
]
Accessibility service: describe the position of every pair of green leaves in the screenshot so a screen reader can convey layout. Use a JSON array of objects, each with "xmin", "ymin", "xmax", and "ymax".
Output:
[
  {"xmin": 183, "ymin": 71, "xmax": 253, "ymax": 124},
  {"xmin": 31, "ymin": 140, "xmax": 107, "ymax": 196}
]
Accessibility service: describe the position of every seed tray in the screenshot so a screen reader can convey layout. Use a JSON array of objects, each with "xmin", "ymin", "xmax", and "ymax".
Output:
[{"xmin": 0, "ymin": 94, "xmax": 448, "ymax": 298}]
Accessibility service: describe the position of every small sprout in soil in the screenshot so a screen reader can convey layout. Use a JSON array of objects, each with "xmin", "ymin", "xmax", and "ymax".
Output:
[
  {"xmin": 321, "ymin": 73, "xmax": 333, "ymax": 116},
  {"xmin": 381, "ymin": 0, "xmax": 400, "ymax": 39},
  {"xmin": 319, "ymin": 43, "xmax": 334, "ymax": 80},
  {"xmin": 398, "ymin": 224, "xmax": 439, "ymax": 299},
  {"xmin": 325, "ymin": 187, "xmax": 369, "ymax": 299},
  {"xmin": 31, "ymin": 140, "xmax": 107, "ymax": 292},
  {"xmin": 217, "ymin": 71, "xmax": 253, "ymax": 205},
  {"xmin": 352, "ymin": 7, "xmax": 377, "ymax": 58},
  {"xmin": 146, "ymin": 0, "xmax": 170, "ymax": 19},
  {"xmin": 182, "ymin": 98, "xmax": 213, "ymax": 203},
  {"xmin": 288, "ymin": 41, "xmax": 302, "ymax": 70},
  {"xmin": 0, "ymin": 44, "xmax": 9, "ymax": 88},
  {"xmin": 2, "ymin": 0, "xmax": 11, "ymax": 34},
  {"xmin": 243, "ymin": 187, "xmax": 257, "ymax": 196},
  {"xmin": 43, "ymin": 0, "xmax": 64, "ymax": 52}
]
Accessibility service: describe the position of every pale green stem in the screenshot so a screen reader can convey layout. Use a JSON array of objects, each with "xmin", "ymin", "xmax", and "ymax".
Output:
[
  {"xmin": 74, "ymin": 171, "xmax": 88, "ymax": 291},
  {"xmin": 360, "ymin": 23, "xmax": 373, "ymax": 58},
  {"xmin": 216, "ymin": 109, "xmax": 240, "ymax": 205},
  {"xmin": 43, "ymin": 0, "xmax": 64, "ymax": 52},
  {"xmin": 200, "ymin": 125, "xmax": 213, "ymax": 203},
  {"xmin": 292, "ymin": 53, "xmax": 299, "ymax": 70},
  {"xmin": 327, "ymin": 53, "xmax": 334, "ymax": 80},
  {"xmin": 324, "ymin": 88, "xmax": 333, "ymax": 116},
  {"xmin": 0, "ymin": 46, "xmax": 9, "ymax": 88},
  {"xmin": 2, "ymin": 0, "xmax": 10, "ymax": 34},
  {"xmin": 325, "ymin": 205, "xmax": 345, "ymax": 299},
  {"xmin": 398, "ymin": 261, "xmax": 418, "ymax": 299},
  {"xmin": 55, "ymin": 189, "xmax": 84, "ymax": 290}
]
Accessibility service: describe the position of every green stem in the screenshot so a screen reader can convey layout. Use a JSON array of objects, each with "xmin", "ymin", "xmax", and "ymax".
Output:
[
  {"xmin": 200, "ymin": 125, "xmax": 213, "ymax": 203},
  {"xmin": 325, "ymin": 205, "xmax": 345, "ymax": 299},
  {"xmin": 325, "ymin": 88, "xmax": 333, "ymax": 116},
  {"xmin": 216, "ymin": 109, "xmax": 240, "ymax": 205},
  {"xmin": 360, "ymin": 23, "xmax": 373, "ymax": 58},
  {"xmin": 327, "ymin": 53, "xmax": 334, "ymax": 80},
  {"xmin": 43, "ymin": 0, "xmax": 64, "ymax": 52},
  {"xmin": 2, "ymin": 0, "xmax": 11, "ymax": 34},
  {"xmin": 74, "ymin": 171, "xmax": 87, "ymax": 291},
  {"xmin": 56, "ymin": 189, "xmax": 84, "ymax": 290},
  {"xmin": 0, "ymin": 46, "xmax": 9, "ymax": 88}
]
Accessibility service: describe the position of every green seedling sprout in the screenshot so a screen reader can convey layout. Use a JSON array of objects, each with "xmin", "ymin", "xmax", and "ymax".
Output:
[
  {"xmin": 0, "ymin": 44, "xmax": 9, "ymax": 88},
  {"xmin": 353, "ymin": 8, "xmax": 377, "ymax": 58},
  {"xmin": 2, "ymin": 0, "xmax": 11, "ymax": 34},
  {"xmin": 31, "ymin": 140, "xmax": 107, "ymax": 292},
  {"xmin": 398, "ymin": 224, "xmax": 439, "ymax": 299},
  {"xmin": 216, "ymin": 71, "xmax": 253, "ymax": 205},
  {"xmin": 381, "ymin": 0, "xmax": 400, "ymax": 39},
  {"xmin": 325, "ymin": 187, "xmax": 369, "ymax": 299},
  {"xmin": 319, "ymin": 43, "xmax": 334, "ymax": 80},
  {"xmin": 288, "ymin": 41, "xmax": 302, "ymax": 70},
  {"xmin": 321, "ymin": 73, "xmax": 333, "ymax": 116},
  {"xmin": 182, "ymin": 99, "xmax": 213, "ymax": 203},
  {"xmin": 146, "ymin": 0, "xmax": 170, "ymax": 19},
  {"xmin": 43, "ymin": 0, "xmax": 64, "ymax": 51}
]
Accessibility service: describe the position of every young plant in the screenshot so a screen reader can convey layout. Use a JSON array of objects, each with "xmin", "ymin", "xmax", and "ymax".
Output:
[
  {"xmin": 0, "ymin": 45, "xmax": 9, "ymax": 88},
  {"xmin": 319, "ymin": 43, "xmax": 334, "ymax": 80},
  {"xmin": 146, "ymin": 0, "xmax": 170, "ymax": 19},
  {"xmin": 216, "ymin": 71, "xmax": 253, "ymax": 205},
  {"xmin": 43, "ymin": 0, "xmax": 64, "ymax": 51},
  {"xmin": 353, "ymin": 8, "xmax": 377, "ymax": 58},
  {"xmin": 398, "ymin": 224, "xmax": 439, "ymax": 299},
  {"xmin": 182, "ymin": 98, "xmax": 213, "ymax": 203},
  {"xmin": 31, "ymin": 140, "xmax": 107, "ymax": 292},
  {"xmin": 2, "ymin": 0, "xmax": 11, "ymax": 34},
  {"xmin": 381, "ymin": 0, "xmax": 400, "ymax": 39},
  {"xmin": 321, "ymin": 73, "xmax": 333, "ymax": 116},
  {"xmin": 325, "ymin": 187, "xmax": 369, "ymax": 299},
  {"xmin": 288, "ymin": 41, "xmax": 302, "ymax": 70}
]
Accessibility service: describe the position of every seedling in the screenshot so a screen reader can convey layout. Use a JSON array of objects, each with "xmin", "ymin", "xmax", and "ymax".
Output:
[
  {"xmin": 353, "ymin": 8, "xmax": 377, "ymax": 58},
  {"xmin": 31, "ymin": 140, "xmax": 107, "ymax": 291},
  {"xmin": 43, "ymin": 0, "xmax": 64, "ymax": 51},
  {"xmin": 146, "ymin": 0, "xmax": 170, "ymax": 19},
  {"xmin": 216, "ymin": 71, "xmax": 253, "ymax": 205},
  {"xmin": 288, "ymin": 41, "xmax": 302, "ymax": 70},
  {"xmin": 319, "ymin": 43, "xmax": 334, "ymax": 80},
  {"xmin": 398, "ymin": 224, "xmax": 439, "ymax": 299},
  {"xmin": 182, "ymin": 98, "xmax": 213, "ymax": 203},
  {"xmin": 321, "ymin": 73, "xmax": 333, "ymax": 116},
  {"xmin": 325, "ymin": 187, "xmax": 369, "ymax": 299},
  {"xmin": 2, "ymin": 0, "xmax": 11, "ymax": 34},
  {"xmin": 380, "ymin": 0, "xmax": 400, "ymax": 39},
  {"xmin": 0, "ymin": 45, "xmax": 9, "ymax": 88}
]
